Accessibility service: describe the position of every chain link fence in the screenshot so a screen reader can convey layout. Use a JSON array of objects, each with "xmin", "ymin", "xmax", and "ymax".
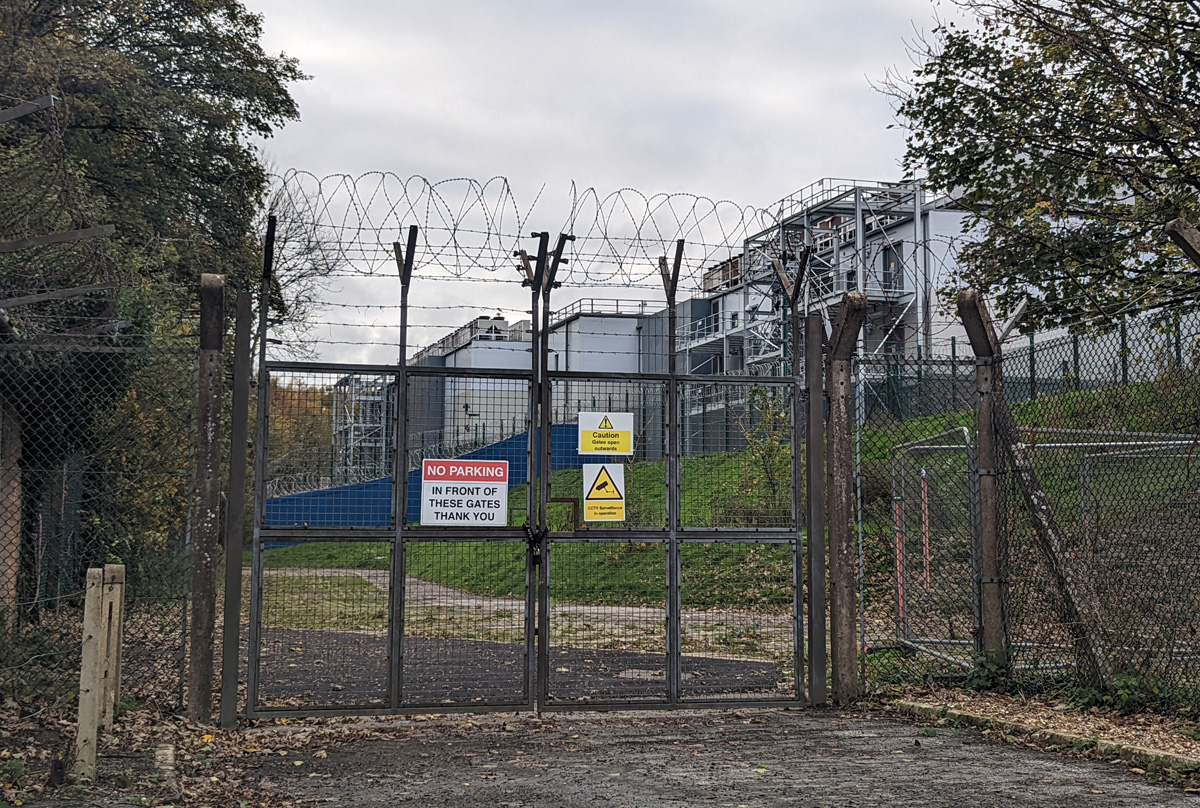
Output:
[
  {"xmin": 0, "ymin": 339, "xmax": 197, "ymax": 715},
  {"xmin": 859, "ymin": 311, "xmax": 1200, "ymax": 708}
]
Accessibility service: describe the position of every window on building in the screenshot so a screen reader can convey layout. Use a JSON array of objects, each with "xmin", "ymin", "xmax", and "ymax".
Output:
[
  {"xmin": 881, "ymin": 243, "xmax": 903, "ymax": 291},
  {"xmin": 730, "ymin": 312, "xmax": 739, "ymax": 329}
]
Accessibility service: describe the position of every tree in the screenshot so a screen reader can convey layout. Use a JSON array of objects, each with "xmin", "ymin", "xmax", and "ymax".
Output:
[
  {"xmin": 0, "ymin": 0, "xmax": 306, "ymax": 313},
  {"xmin": 887, "ymin": 0, "xmax": 1200, "ymax": 328}
]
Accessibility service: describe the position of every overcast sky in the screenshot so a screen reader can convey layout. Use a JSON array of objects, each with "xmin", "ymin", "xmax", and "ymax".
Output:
[{"xmin": 244, "ymin": 0, "xmax": 961, "ymax": 361}]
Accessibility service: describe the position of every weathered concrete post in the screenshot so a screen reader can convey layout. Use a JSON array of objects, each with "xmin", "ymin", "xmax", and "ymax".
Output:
[
  {"xmin": 219, "ymin": 286, "xmax": 252, "ymax": 729},
  {"xmin": 188, "ymin": 273, "xmax": 224, "ymax": 723},
  {"xmin": 827, "ymin": 292, "xmax": 866, "ymax": 705},
  {"xmin": 956, "ymin": 291, "xmax": 1007, "ymax": 665}
]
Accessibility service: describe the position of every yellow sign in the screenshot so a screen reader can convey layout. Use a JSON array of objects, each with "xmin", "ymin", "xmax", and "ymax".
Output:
[
  {"xmin": 583, "ymin": 463, "xmax": 625, "ymax": 522},
  {"xmin": 578, "ymin": 411, "xmax": 633, "ymax": 455}
]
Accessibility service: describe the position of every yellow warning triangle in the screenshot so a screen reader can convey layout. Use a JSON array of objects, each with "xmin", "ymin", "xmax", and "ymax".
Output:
[
  {"xmin": 586, "ymin": 466, "xmax": 623, "ymax": 500},
  {"xmin": 598, "ymin": 415, "xmax": 614, "ymax": 430}
]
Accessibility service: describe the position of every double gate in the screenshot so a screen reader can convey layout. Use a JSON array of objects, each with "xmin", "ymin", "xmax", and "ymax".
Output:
[{"xmin": 246, "ymin": 245, "xmax": 821, "ymax": 716}]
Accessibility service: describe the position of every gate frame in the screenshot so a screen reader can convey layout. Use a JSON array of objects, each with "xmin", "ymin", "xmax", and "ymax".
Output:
[{"xmin": 240, "ymin": 231, "xmax": 832, "ymax": 719}]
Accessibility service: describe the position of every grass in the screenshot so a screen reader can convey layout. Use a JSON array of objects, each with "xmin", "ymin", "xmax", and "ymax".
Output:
[
  {"xmin": 256, "ymin": 573, "xmax": 388, "ymax": 631},
  {"xmin": 258, "ymin": 539, "xmax": 795, "ymax": 609}
]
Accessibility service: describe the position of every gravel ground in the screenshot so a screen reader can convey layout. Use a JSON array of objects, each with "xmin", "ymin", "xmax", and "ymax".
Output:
[{"xmin": 241, "ymin": 708, "xmax": 1196, "ymax": 807}]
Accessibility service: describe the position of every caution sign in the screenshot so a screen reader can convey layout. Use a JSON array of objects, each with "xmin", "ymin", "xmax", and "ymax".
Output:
[
  {"xmin": 578, "ymin": 411, "xmax": 633, "ymax": 455},
  {"xmin": 583, "ymin": 463, "xmax": 625, "ymax": 522},
  {"xmin": 420, "ymin": 459, "xmax": 508, "ymax": 526}
]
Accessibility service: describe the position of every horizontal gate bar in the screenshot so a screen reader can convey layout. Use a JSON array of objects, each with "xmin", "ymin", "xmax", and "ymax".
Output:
[
  {"xmin": 538, "ymin": 698, "xmax": 805, "ymax": 714},
  {"xmin": 401, "ymin": 529, "xmax": 529, "ymax": 541},
  {"xmin": 259, "ymin": 528, "xmax": 394, "ymax": 541},
  {"xmin": 265, "ymin": 359, "xmax": 535, "ymax": 381},
  {"xmin": 546, "ymin": 370, "xmax": 799, "ymax": 386},
  {"xmin": 260, "ymin": 527, "xmax": 535, "ymax": 542},
  {"xmin": 266, "ymin": 360, "xmax": 399, "ymax": 374},
  {"xmin": 547, "ymin": 531, "xmax": 667, "ymax": 542},
  {"xmin": 249, "ymin": 702, "xmax": 531, "ymax": 719}
]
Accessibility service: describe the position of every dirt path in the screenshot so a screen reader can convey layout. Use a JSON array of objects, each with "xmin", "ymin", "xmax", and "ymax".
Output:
[
  {"xmin": 264, "ymin": 566, "xmax": 794, "ymax": 656},
  {"xmin": 243, "ymin": 708, "xmax": 1194, "ymax": 807}
]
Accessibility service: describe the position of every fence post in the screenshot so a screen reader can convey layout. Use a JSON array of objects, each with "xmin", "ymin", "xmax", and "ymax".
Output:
[
  {"xmin": 219, "ymin": 287, "xmax": 252, "ymax": 729},
  {"xmin": 772, "ymin": 252, "xmax": 813, "ymax": 703},
  {"xmin": 827, "ymin": 291, "xmax": 866, "ymax": 705},
  {"xmin": 959, "ymin": 290, "xmax": 1114, "ymax": 686},
  {"xmin": 73, "ymin": 568, "xmax": 103, "ymax": 780},
  {"xmin": 957, "ymin": 294, "xmax": 1007, "ymax": 666},
  {"xmin": 74, "ymin": 564, "xmax": 124, "ymax": 781},
  {"xmin": 1028, "ymin": 333, "xmax": 1036, "ymax": 400},
  {"xmin": 99, "ymin": 564, "xmax": 125, "ymax": 731},
  {"xmin": 188, "ymin": 273, "xmax": 224, "ymax": 724},
  {"xmin": 1119, "ymin": 322, "xmax": 1129, "ymax": 386}
]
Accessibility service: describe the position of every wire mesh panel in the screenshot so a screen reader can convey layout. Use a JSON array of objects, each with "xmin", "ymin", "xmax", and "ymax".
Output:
[
  {"xmin": 403, "ymin": 373, "xmax": 533, "ymax": 528},
  {"xmin": 0, "ymin": 342, "xmax": 196, "ymax": 714},
  {"xmin": 253, "ymin": 540, "xmax": 391, "ymax": 710},
  {"xmin": 264, "ymin": 369, "xmax": 395, "ymax": 530},
  {"xmin": 1003, "ymin": 430, "xmax": 1200, "ymax": 694},
  {"xmin": 547, "ymin": 379, "xmax": 667, "ymax": 531},
  {"xmin": 856, "ymin": 355, "xmax": 980, "ymax": 687},
  {"xmin": 680, "ymin": 381, "xmax": 795, "ymax": 529},
  {"xmin": 401, "ymin": 539, "xmax": 528, "ymax": 707},
  {"xmin": 680, "ymin": 540, "xmax": 798, "ymax": 701},
  {"xmin": 888, "ymin": 432, "xmax": 978, "ymax": 671},
  {"xmin": 544, "ymin": 539, "xmax": 669, "ymax": 704}
]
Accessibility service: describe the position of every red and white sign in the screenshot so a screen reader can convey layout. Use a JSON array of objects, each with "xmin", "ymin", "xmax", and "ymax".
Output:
[{"xmin": 420, "ymin": 460, "xmax": 509, "ymax": 525}]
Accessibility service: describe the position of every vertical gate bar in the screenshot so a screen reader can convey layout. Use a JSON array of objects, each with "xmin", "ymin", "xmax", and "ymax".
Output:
[
  {"xmin": 530, "ymin": 233, "xmax": 551, "ymax": 710},
  {"xmin": 219, "ymin": 288, "xmax": 252, "ymax": 729},
  {"xmin": 245, "ymin": 214, "xmax": 276, "ymax": 718},
  {"xmin": 804, "ymin": 314, "xmax": 825, "ymax": 705},
  {"xmin": 774, "ymin": 250, "xmax": 810, "ymax": 704},
  {"xmin": 661, "ymin": 241, "xmax": 683, "ymax": 704},
  {"xmin": 789, "ymin": 311, "xmax": 804, "ymax": 702},
  {"xmin": 389, "ymin": 226, "xmax": 418, "ymax": 709},
  {"xmin": 520, "ymin": 246, "xmax": 541, "ymax": 709}
]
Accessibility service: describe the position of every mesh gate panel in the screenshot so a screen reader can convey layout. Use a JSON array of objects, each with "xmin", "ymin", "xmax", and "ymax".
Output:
[
  {"xmin": 545, "ymin": 540, "xmax": 668, "ymax": 704},
  {"xmin": 254, "ymin": 540, "xmax": 390, "ymax": 710},
  {"xmin": 401, "ymin": 539, "xmax": 528, "ymax": 707},
  {"xmin": 680, "ymin": 541, "xmax": 797, "ymax": 700}
]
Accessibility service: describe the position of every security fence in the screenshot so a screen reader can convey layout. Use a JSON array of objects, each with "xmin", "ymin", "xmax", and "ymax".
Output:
[
  {"xmin": 0, "ymin": 340, "xmax": 197, "ymax": 714},
  {"xmin": 859, "ymin": 310, "xmax": 1200, "ymax": 707}
]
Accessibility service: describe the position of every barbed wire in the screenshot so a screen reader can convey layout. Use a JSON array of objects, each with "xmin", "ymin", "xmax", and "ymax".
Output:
[{"xmin": 267, "ymin": 171, "xmax": 780, "ymax": 287}]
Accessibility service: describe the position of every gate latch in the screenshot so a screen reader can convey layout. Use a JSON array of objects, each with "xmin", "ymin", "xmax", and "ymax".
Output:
[{"xmin": 524, "ymin": 521, "xmax": 543, "ymax": 566}]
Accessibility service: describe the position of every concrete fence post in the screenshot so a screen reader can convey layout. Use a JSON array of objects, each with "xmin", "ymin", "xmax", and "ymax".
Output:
[{"xmin": 827, "ymin": 292, "xmax": 866, "ymax": 705}]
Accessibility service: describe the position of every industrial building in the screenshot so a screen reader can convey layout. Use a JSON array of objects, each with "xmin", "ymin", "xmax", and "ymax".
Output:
[{"xmin": 277, "ymin": 178, "xmax": 977, "ymax": 494}]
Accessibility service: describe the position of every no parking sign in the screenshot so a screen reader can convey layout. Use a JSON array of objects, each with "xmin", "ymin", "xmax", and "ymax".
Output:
[{"xmin": 420, "ymin": 460, "xmax": 508, "ymax": 525}]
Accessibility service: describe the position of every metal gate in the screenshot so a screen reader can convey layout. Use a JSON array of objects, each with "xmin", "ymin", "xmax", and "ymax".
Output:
[{"xmin": 245, "ymin": 235, "xmax": 816, "ymax": 717}]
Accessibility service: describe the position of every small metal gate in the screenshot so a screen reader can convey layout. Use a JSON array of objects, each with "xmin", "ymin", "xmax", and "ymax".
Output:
[{"xmin": 245, "ymin": 234, "xmax": 819, "ymax": 717}]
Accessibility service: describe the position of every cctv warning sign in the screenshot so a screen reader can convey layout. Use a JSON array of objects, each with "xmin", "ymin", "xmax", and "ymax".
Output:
[{"xmin": 583, "ymin": 463, "xmax": 625, "ymax": 522}]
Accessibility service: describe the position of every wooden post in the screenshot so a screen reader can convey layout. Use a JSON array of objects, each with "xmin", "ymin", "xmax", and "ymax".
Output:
[
  {"xmin": 188, "ymin": 273, "xmax": 224, "ymax": 724},
  {"xmin": 73, "ymin": 568, "xmax": 104, "ymax": 780},
  {"xmin": 827, "ymin": 291, "xmax": 866, "ymax": 704},
  {"xmin": 957, "ymin": 290, "xmax": 1112, "ymax": 684},
  {"xmin": 99, "ymin": 564, "xmax": 125, "ymax": 731}
]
